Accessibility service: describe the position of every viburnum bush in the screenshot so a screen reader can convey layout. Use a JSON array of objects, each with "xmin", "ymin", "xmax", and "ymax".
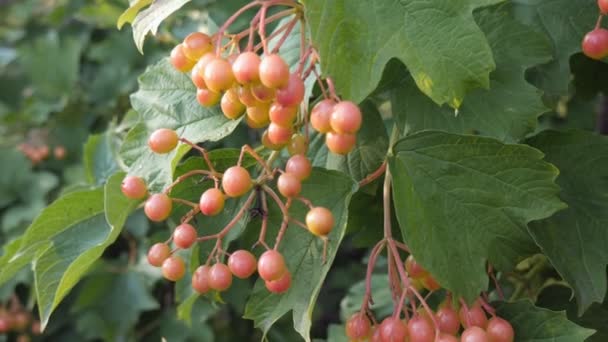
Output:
[{"xmin": 1, "ymin": 0, "xmax": 608, "ymax": 341}]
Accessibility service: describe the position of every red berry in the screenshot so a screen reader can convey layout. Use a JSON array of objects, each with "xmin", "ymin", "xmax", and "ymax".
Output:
[
  {"xmin": 246, "ymin": 104, "xmax": 271, "ymax": 126},
  {"xmin": 162, "ymin": 255, "xmax": 186, "ymax": 281},
  {"xmin": 199, "ymin": 188, "xmax": 225, "ymax": 216},
  {"xmin": 582, "ymin": 28, "xmax": 608, "ymax": 60},
  {"xmin": 192, "ymin": 265, "xmax": 211, "ymax": 294},
  {"xmin": 0, "ymin": 316, "xmax": 10, "ymax": 333},
  {"xmin": 407, "ymin": 315, "xmax": 434, "ymax": 342},
  {"xmin": 346, "ymin": 313, "xmax": 372, "ymax": 340},
  {"xmin": 203, "ymin": 57, "xmax": 235, "ymax": 92},
  {"xmin": 276, "ymin": 73, "xmax": 305, "ymax": 107},
  {"xmin": 191, "ymin": 52, "xmax": 216, "ymax": 88},
  {"xmin": 486, "ymin": 317, "xmax": 514, "ymax": 342},
  {"xmin": 265, "ymin": 271, "xmax": 291, "ymax": 293},
  {"xmin": 326, "ymin": 132, "xmax": 356, "ymax": 155},
  {"xmin": 251, "ymin": 82, "xmax": 276, "ymax": 103},
  {"xmin": 461, "ymin": 326, "xmax": 489, "ymax": 342},
  {"xmin": 148, "ymin": 128, "xmax": 179, "ymax": 154},
  {"xmin": 222, "ymin": 166, "xmax": 252, "ymax": 197},
  {"xmin": 330, "ymin": 101, "xmax": 362, "ymax": 134},
  {"xmin": 405, "ymin": 255, "xmax": 428, "ymax": 279},
  {"xmin": 436, "ymin": 305, "xmax": 460, "ymax": 335},
  {"xmin": 121, "ymin": 175, "xmax": 147, "ymax": 200},
  {"xmin": 228, "ymin": 250, "xmax": 257, "ymax": 279},
  {"xmin": 267, "ymin": 123, "xmax": 293, "ymax": 145},
  {"xmin": 277, "ymin": 172, "xmax": 302, "ymax": 198},
  {"xmin": 285, "ymin": 154, "xmax": 312, "ymax": 180},
  {"xmin": 237, "ymin": 84, "xmax": 260, "ymax": 107},
  {"xmin": 310, "ymin": 99, "xmax": 336, "ymax": 133},
  {"xmin": 221, "ymin": 88, "xmax": 246, "ymax": 119},
  {"xmin": 262, "ymin": 130, "xmax": 286, "ymax": 150},
  {"xmin": 232, "ymin": 52, "xmax": 261, "ymax": 84},
  {"xmin": 459, "ymin": 302, "xmax": 488, "ymax": 329},
  {"xmin": 259, "ymin": 54, "xmax": 290, "ymax": 88},
  {"xmin": 173, "ymin": 223, "xmax": 197, "ymax": 249},
  {"xmin": 287, "ymin": 134, "xmax": 307, "ymax": 156},
  {"xmin": 182, "ymin": 32, "xmax": 213, "ymax": 60},
  {"xmin": 379, "ymin": 317, "xmax": 408, "ymax": 342},
  {"xmin": 306, "ymin": 207, "xmax": 334, "ymax": 236},
  {"xmin": 208, "ymin": 263, "xmax": 233, "ymax": 291},
  {"xmin": 147, "ymin": 243, "xmax": 171, "ymax": 267},
  {"xmin": 437, "ymin": 333, "xmax": 459, "ymax": 342},
  {"xmin": 599, "ymin": 0, "xmax": 608, "ymax": 14},
  {"xmin": 170, "ymin": 44, "xmax": 195, "ymax": 72},
  {"xmin": 196, "ymin": 87, "xmax": 221, "ymax": 106},
  {"xmin": 144, "ymin": 193, "xmax": 173, "ymax": 221},
  {"xmin": 269, "ymin": 103, "xmax": 297, "ymax": 127},
  {"xmin": 258, "ymin": 250, "xmax": 287, "ymax": 281}
]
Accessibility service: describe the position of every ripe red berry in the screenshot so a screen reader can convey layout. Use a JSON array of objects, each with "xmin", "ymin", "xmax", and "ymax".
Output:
[
  {"xmin": 459, "ymin": 302, "xmax": 488, "ymax": 329},
  {"xmin": 582, "ymin": 28, "xmax": 608, "ymax": 60},
  {"xmin": 199, "ymin": 188, "xmax": 225, "ymax": 216},
  {"xmin": 371, "ymin": 326, "xmax": 382, "ymax": 342},
  {"xmin": 121, "ymin": 175, "xmax": 147, "ymax": 199},
  {"xmin": 437, "ymin": 333, "xmax": 459, "ymax": 342},
  {"xmin": 222, "ymin": 166, "xmax": 252, "ymax": 197},
  {"xmin": 310, "ymin": 99, "xmax": 336, "ymax": 133},
  {"xmin": 144, "ymin": 193, "xmax": 173, "ymax": 222},
  {"xmin": 221, "ymin": 88, "xmax": 246, "ymax": 119},
  {"xmin": 203, "ymin": 57, "xmax": 235, "ymax": 92},
  {"xmin": 258, "ymin": 250, "xmax": 287, "ymax": 281},
  {"xmin": 173, "ymin": 223, "xmax": 197, "ymax": 249},
  {"xmin": 461, "ymin": 326, "xmax": 489, "ymax": 342},
  {"xmin": 208, "ymin": 263, "xmax": 233, "ymax": 291},
  {"xmin": 228, "ymin": 250, "xmax": 257, "ymax": 279},
  {"xmin": 330, "ymin": 101, "xmax": 362, "ymax": 134},
  {"xmin": 285, "ymin": 154, "xmax": 312, "ymax": 180},
  {"xmin": 599, "ymin": 0, "xmax": 608, "ymax": 14},
  {"xmin": 405, "ymin": 255, "xmax": 428, "ymax": 279},
  {"xmin": 147, "ymin": 243, "xmax": 171, "ymax": 267},
  {"xmin": 262, "ymin": 130, "xmax": 286, "ymax": 150},
  {"xmin": 269, "ymin": 103, "xmax": 297, "ymax": 127},
  {"xmin": 436, "ymin": 305, "xmax": 460, "ymax": 335},
  {"xmin": 192, "ymin": 265, "xmax": 211, "ymax": 294},
  {"xmin": 407, "ymin": 315, "xmax": 434, "ymax": 342},
  {"xmin": 486, "ymin": 317, "xmax": 514, "ymax": 342},
  {"xmin": 345, "ymin": 313, "xmax": 372, "ymax": 340},
  {"xmin": 277, "ymin": 172, "xmax": 302, "ymax": 198},
  {"xmin": 379, "ymin": 317, "xmax": 408, "ymax": 342},
  {"xmin": 326, "ymin": 132, "xmax": 356, "ymax": 155},
  {"xmin": 265, "ymin": 271, "xmax": 291, "ymax": 293},
  {"xmin": 251, "ymin": 82, "xmax": 276, "ymax": 103},
  {"xmin": 162, "ymin": 255, "xmax": 186, "ymax": 281},
  {"xmin": 287, "ymin": 134, "xmax": 307, "ymax": 156},
  {"xmin": 267, "ymin": 123, "xmax": 293, "ymax": 145},
  {"xmin": 191, "ymin": 52, "xmax": 215, "ymax": 88},
  {"xmin": 148, "ymin": 128, "xmax": 179, "ymax": 154},
  {"xmin": 276, "ymin": 73, "xmax": 305, "ymax": 107},
  {"xmin": 306, "ymin": 207, "xmax": 334, "ymax": 236},
  {"xmin": 232, "ymin": 52, "xmax": 261, "ymax": 84},
  {"xmin": 196, "ymin": 87, "xmax": 221, "ymax": 107},
  {"xmin": 182, "ymin": 32, "xmax": 213, "ymax": 60},
  {"xmin": 259, "ymin": 54, "xmax": 290, "ymax": 88},
  {"xmin": 0, "ymin": 316, "xmax": 11, "ymax": 333},
  {"xmin": 170, "ymin": 44, "xmax": 195, "ymax": 72}
]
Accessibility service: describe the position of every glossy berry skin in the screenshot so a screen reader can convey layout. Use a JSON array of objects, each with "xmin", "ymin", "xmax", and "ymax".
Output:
[
  {"xmin": 148, "ymin": 128, "xmax": 179, "ymax": 154},
  {"xmin": 199, "ymin": 188, "xmax": 225, "ymax": 216},
  {"xmin": 196, "ymin": 87, "xmax": 221, "ymax": 107},
  {"xmin": 262, "ymin": 130, "xmax": 286, "ymax": 150},
  {"xmin": 379, "ymin": 317, "xmax": 408, "ymax": 342},
  {"xmin": 144, "ymin": 193, "xmax": 173, "ymax": 222},
  {"xmin": 259, "ymin": 54, "xmax": 290, "ymax": 88},
  {"xmin": 170, "ymin": 44, "xmax": 195, "ymax": 72},
  {"xmin": 407, "ymin": 315, "xmax": 434, "ymax": 342},
  {"xmin": 162, "ymin": 255, "xmax": 186, "ymax": 281},
  {"xmin": 287, "ymin": 134, "xmax": 308, "ymax": 156},
  {"xmin": 310, "ymin": 99, "xmax": 336, "ymax": 133},
  {"xmin": 277, "ymin": 172, "xmax": 302, "ymax": 198},
  {"xmin": 191, "ymin": 52, "xmax": 215, "ymax": 88},
  {"xmin": 582, "ymin": 28, "xmax": 608, "ymax": 60},
  {"xmin": 486, "ymin": 317, "xmax": 514, "ymax": 342},
  {"xmin": 265, "ymin": 271, "xmax": 291, "ymax": 293},
  {"xmin": 276, "ymin": 73, "xmax": 305, "ymax": 107},
  {"xmin": 326, "ymin": 132, "xmax": 356, "ymax": 155},
  {"xmin": 330, "ymin": 101, "xmax": 362, "ymax": 134},
  {"xmin": 269, "ymin": 103, "xmax": 297, "ymax": 127},
  {"xmin": 208, "ymin": 263, "xmax": 233, "ymax": 291},
  {"xmin": 182, "ymin": 32, "xmax": 213, "ymax": 60},
  {"xmin": 147, "ymin": 243, "xmax": 171, "ymax": 267},
  {"xmin": 345, "ymin": 313, "xmax": 372, "ymax": 340},
  {"xmin": 232, "ymin": 52, "xmax": 261, "ymax": 84},
  {"xmin": 222, "ymin": 166, "xmax": 252, "ymax": 197},
  {"xmin": 599, "ymin": 0, "xmax": 608, "ymax": 14},
  {"xmin": 203, "ymin": 58, "xmax": 235, "ymax": 92},
  {"xmin": 436, "ymin": 305, "xmax": 460, "ymax": 335},
  {"xmin": 221, "ymin": 89, "xmax": 245, "ymax": 119},
  {"xmin": 192, "ymin": 265, "xmax": 211, "ymax": 294},
  {"xmin": 228, "ymin": 250, "xmax": 257, "ymax": 278},
  {"xmin": 246, "ymin": 104, "xmax": 271, "ymax": 126},
  {"xmin": 267, "ymin": 123, "xmax": 293, "ymax": 145},
  {"xmin": 285, "ymin": 154, "xmax": 312, "ymax": 180},
  {"xmin": 258, "ymin": 250, "xmax": 287, "ymax": 281},
  {"xmin": 461, "ymin": 326, "xmax": 489, "ymax": 342},
  {"xmin": 121, "ymin": 175, "xmax": 147, "ymax": 200},
  {"xmin": 306, "ymin": 207, "xmax": 334, "ymax": 236},
  {"xmin": 173, "ymin": 223, "xmax": 197, "ymax": 249},
  {"xmin": 459, "ymin": 303, "xmax": 488, "ymax": 329}
]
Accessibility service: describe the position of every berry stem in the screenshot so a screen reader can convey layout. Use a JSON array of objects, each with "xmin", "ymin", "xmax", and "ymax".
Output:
[
  {"xmin": 487, "ymin": 264, "xmax": 505, "ymax": 300},
  {"xmin": 239, "ymin": 144, "xmax": 272, "ymax": 175},
  {"xmin": 325, "ymin": 77, "xmax": 341, "ymax": 102},
  {"xmin": 360, "ymin": 239, "xmax": 386, "ymax": 312},
  {"xmin": 273, "ymin": 198, "xmax": 292, "ymax": 249},
  {"xmin": 312, "ymin": 67, "xmax": 330, "ymax": 99},
  {"xmin": 270, "ymin": 16, "xmax": 299, "ymax": 54},
  {"xmin": 171, "ymin": 198, "xmax": 198, "ymax": 208},
  {"xmin": 179, "ymin": 138, "xmax": 218, "ymax": 175},
  {"xmin": 163, "ymin": 169, "xmax": 216, "ymax": 194},
  {"xmin": 253, "ymin": 190, "xmax": 272, "ymax": 250},
  {"xmin": 215, "ymin": 1, "xmax": 261, "ymax": 54},
  {"xmin": 295, "ymin": 196, "xmax": 314, "ymax": 209},
  {"xmin": 596, "ymin": 14, "xmax": 604, "ymax": 30},
  {"xmin": 259, "ymin": 4, "xmax": 269, "ymax": 54},
  {"xmin": 358, "ymin": 160, "xmax": 387, "ymax": 187},
  {"xmin": 262, "ymin": 184, "xmax": 289, "ymax": 217},
  {"xmin": 197, "ymin": 192, "xmax": 256, "ymax": 242},
  {"xmin": 479, "ymin": 294, "xmax": 496, "ymax": 317}
]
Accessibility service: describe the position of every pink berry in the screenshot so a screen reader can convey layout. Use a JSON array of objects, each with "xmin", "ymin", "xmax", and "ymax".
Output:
[
  {"xmin": 228, "ymin": 250, "xmax": 257, "ymax": 279},
  {"xmin": 199, "ymin": 188, "xmax": 225, "ymax": 216},
  {"xmin": 276, "ymin": 73, "xmax": 305, "ymax": 107},
  {"xmin": 259, "ymin": 54, "xmax": 290, "ymax": 88},
  {"xmin": 330, "ymin": 101, "xmax": 362, "ymax": 134},
  {"xmin": 121, "ymin": 175, "xmax": 148, "ymax": 199},
  {"xmin": 232, "ymin": 52, "xmax": 261, "ymax": 84}
]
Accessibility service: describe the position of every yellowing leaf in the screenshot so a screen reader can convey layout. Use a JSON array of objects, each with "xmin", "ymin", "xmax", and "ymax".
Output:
[{"xmin": 117, "ymin": 0, "xmax": 153, "ymax": 29}]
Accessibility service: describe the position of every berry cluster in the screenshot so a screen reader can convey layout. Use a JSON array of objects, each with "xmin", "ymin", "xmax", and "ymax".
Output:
[
  {"xmin": 582, "ymin": 0, "xmax": 608, "ymax": 60},
  {"xmin": 0, "ymin": 303, "xmax": 41, "ymax": 342}
]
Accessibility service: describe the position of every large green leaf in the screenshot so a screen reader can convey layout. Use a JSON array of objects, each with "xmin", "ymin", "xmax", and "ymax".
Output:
[
  {"xmin": 527, "ymin": 130, "xmax": 608, "ymax": 313},
  {"xmin": 83, "ymin": 131, "xmax": 121, "ymax": 186},
  {"xmin": 495, "ymin": 301, "xmax": 595, "ymax": 341},
  {"xmin": 303, "ymin": 0, "xmax": 502, "ymax": 107},
  {"xmin": 244, "ymin": 169, "xmax": 357, "ymax": 341},
  {"xmin": 389, "ymin": 131, "xmax": 565, "ymax": 301},
  {"xmin": 391, "ymin": 8, "xmax": 552, "ymax": 142}
]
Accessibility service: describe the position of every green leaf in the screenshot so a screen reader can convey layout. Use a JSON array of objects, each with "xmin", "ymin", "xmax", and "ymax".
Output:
[
  {"xmin": 527, "ymin": 130, "xmax": 608, "ymax": 313},
  {"xmin": 389, "ymin": 131, "xmax": 565, "ymax": 301},
  {"xmin": 495, "ymin": 301, "xmax": 595, "ymax": 341},
  {"xmin": 303, "ymin": 0, "xmax": 502, "ymax": 107},
  {"xmin": 121, "ymin": 59, "xmax": 240, "ymax": 192},
  {"xmin": 244, "ymin": 169, "xmax": 357, "ymax": 341},
  {"xmin": 128, "ymin": 0, "xmax": 191, "ymax": 53},
  {"xmin": 83, "ymin": 132, "xmax": 121, "ymax": 186},
  {"xmin": 117, "ymin": 0, "xmax": 153, "ymax": 29},
  {"xmin": 391, "ymin": 8, "xmax": 552, "ymax": 142}
]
